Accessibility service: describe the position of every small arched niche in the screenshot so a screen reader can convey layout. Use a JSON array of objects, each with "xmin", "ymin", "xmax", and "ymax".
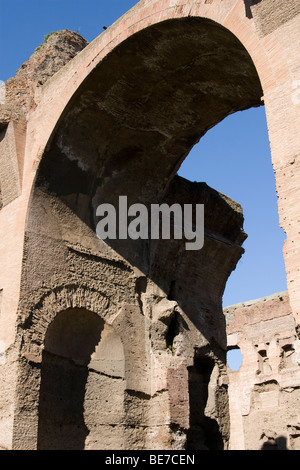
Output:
[{"xmin": 37, "ymin": 307, "xmax": 125, "ymax": 450}]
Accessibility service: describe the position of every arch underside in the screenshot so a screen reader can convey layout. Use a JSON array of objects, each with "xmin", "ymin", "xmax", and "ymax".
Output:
[
  {"xmin": 38, "ymin": 17, "xmax": 262, "ymax": 219},
  {"xmin": 16, "ymin": 17, "xmax": 264, "ymax": 450}
]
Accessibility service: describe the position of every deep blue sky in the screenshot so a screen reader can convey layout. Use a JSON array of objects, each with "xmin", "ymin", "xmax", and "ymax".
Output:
[
  {"xmin": 0, "ymin": 0, "xmax": 139, "ymax": 80},
  {"xmin": 0, "ymin": 0, "xmax": 287, "ymax": 307},
  {"xmin": 181, "ymin": 107, "xmax": 287, "ymax": 307}
]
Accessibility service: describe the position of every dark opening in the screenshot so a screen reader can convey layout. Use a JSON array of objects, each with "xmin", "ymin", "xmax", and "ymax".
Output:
[
  {"xmin": 166, "ymin": 311, "xmax": 180, "ymax": 351},
  {"xmin": 187, "ymin": 354, "xmax": 223, "ymax": 450},
  {"xmin": 37, "ymin": 308, "xmax": 104, "ymax": 450}
]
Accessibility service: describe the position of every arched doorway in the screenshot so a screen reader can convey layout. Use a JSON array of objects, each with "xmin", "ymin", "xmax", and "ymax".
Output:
[{"xmin": 37, "ymin": 308, "xmax": 125, "ymax": 450}]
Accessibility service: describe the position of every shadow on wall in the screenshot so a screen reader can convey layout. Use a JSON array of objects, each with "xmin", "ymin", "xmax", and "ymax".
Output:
[
  {"xmin": 37, "ymin": 308, "xmax": 126, "ymax": 450},
  {"xmin": 187, "ymin": 352, "xmax": 224, "ymax": 450},
  {"xmin": 37, "ymin": 308, "xmax": 104, "ymax": 450},
  {"xmin": 243, "ymin": 0, "xmax": 262, "ymax": 18},
  {"xmin": 261, "ymin": 436, "xmax": 288, "ymax": 450},
  {"xmin": 38, "ymin": 350, "xmax": 90, "ymax": 450}
]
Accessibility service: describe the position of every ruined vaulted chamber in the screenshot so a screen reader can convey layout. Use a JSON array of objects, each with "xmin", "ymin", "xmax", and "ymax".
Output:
[
  {"xmin": 12, "ymin": 17, "xmax": 262, "ymax": 450},
  {"xmin": 0, "ymin": 0, "xmax": 299, "ymax": 451}
]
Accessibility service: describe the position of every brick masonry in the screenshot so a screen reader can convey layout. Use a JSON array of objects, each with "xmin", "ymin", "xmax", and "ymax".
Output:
[
  {"xmin": 0, "ymin": 0, "xmax": 299, "ymax": 450},
  {"xmin": 225, "ymin": 291, "xmax": 300, "ymax": 450}
]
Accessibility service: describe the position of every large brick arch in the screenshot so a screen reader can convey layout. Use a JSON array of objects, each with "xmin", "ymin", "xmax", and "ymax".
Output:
[
  {"xmin": 25, "ymin": 0, "xmax": 275, "ymax": 167},
  {"xmin": 0, "ymin": 0, "xmax": 299, "ymax": 451},
  {"xmin": 17, "ymin": 0, "xmax": 298, "ymax": 329}
]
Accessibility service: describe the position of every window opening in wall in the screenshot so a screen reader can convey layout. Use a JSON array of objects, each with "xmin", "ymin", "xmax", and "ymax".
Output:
[
  {"xmin": 257, "ymin": 348, "xmax": 272, "ymax": 375},
  {"xmin": 227, "ymin": 346, "xmax": 243, "ymax": 371},
  {"xmin": 280, "ymin": 344, "xmax": 295, "ymax": 370}
]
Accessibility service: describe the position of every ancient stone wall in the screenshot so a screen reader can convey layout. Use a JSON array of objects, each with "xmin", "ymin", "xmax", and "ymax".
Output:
[
  {"xmin": 225, "ymin": 292, "xmax": 300, "ymax": 450},
  {"xmin": 0, "ymin": 0, "xmax": 299, "ymax": 450}
]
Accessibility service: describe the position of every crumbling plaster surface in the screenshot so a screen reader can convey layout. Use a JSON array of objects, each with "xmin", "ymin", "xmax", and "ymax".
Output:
[
  {"xmin": 0, "ymin": 0, "xmax": 298, "ymax": 352},
  {"xmin": 0, "ymin": 0, "xmax": 299, "ymax": 451},
  {"xmin": 225, "ymin": 291, "xmax": 300, "ymax": 450},
  {"xmin": 12, "ymin": 171, "xmax": 244, "ymax": 449}
]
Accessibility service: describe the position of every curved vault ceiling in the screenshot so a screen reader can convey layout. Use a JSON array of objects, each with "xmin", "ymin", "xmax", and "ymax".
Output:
[{"xmin": 36, "ymin": 17, "xmax": 263, "ymax": 222}]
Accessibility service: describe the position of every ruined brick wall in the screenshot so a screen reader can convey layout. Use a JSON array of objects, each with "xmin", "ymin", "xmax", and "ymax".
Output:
[
  {"xmin": 1, "ymin": 24, "xmax": 248, "ymax": 451},
  {"xmin": 0, "ymin": 0, "xmax": 299, "ymax": 450},
  {"xmin": 225, "ymin": 292, "xmax": 300, "ymax": 450}
]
